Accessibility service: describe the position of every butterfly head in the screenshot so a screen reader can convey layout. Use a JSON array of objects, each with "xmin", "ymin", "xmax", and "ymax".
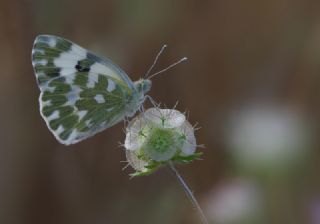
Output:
[{"xmin": 134, "ymin": 79, "xmax": 152, "ymax": 95}]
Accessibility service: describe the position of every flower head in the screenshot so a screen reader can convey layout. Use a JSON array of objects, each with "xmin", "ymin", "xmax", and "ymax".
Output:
[{"xmin": 124, "ymin": 107, "xmax": 202, "ymax": 176}]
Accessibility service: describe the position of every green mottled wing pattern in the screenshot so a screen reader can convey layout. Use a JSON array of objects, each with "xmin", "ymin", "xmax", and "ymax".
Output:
[{"xmin": 32, "ymin": 35, "xmax": 136, "ymax": 145}]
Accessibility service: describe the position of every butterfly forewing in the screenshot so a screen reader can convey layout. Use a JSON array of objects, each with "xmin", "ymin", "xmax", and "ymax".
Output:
[{"xmin": 32, "ymin": 35, "xmax": 135, "ymax": 145}]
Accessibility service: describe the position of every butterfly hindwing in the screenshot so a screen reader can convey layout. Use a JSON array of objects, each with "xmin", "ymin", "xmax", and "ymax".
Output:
[{"xmin": 32, "ymin": 35, "xmax": 135, "ymax": 145}]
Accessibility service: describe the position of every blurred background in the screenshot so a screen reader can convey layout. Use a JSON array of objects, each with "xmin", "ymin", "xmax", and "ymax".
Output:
[{"xmin": 1, "ymin": 0, "xmax": 320, "ymax": 223}]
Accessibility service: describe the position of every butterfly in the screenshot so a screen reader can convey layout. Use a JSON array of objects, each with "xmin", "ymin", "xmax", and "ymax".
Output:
[{"xmin": 31, "ymin": 35, "xmax": 186, "ymax": 145}]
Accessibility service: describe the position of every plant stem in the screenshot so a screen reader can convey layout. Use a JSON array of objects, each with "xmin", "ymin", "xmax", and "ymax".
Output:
[{"xmin": 168, "ymin": 162, "xmax": 209, "ymax": 224}]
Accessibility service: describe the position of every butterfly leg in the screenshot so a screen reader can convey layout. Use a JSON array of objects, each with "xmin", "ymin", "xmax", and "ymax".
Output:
[{"xmin": 144, "ymin": 95, "xmax": 159, "ymax": 108}]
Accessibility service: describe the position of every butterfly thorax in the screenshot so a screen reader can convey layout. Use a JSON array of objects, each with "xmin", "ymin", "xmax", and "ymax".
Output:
[
  {"xmin": 134, "ymin": 79, "xmax": 152, "ymax": 95},
  {"xmin": 125, "ymin": 79, "xmax": 152, "ymax": 117}
]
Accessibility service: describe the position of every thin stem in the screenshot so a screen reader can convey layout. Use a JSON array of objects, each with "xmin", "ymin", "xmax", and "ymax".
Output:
[{"xmin": 168, "ymin": 162, "xmax": 209, "ymax": 224}]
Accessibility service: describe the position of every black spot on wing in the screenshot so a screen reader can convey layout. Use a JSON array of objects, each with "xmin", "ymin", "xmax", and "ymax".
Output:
[
  {"xmin": 75, "ymin": 58, "xmax": 95, "ymax": 73},
  {"xmin": 75, "ymin": 62, "xmax": 90, "ymax": 72}
]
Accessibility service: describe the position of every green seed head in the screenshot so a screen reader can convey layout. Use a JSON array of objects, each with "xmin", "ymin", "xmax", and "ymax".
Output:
[
  {"xmin": 143, "ymin": 127, "xmax": 178, "ymax": 162},
  {"xmin": 124, "ymin": 107, "xmax": 201, "ymax": 176}
]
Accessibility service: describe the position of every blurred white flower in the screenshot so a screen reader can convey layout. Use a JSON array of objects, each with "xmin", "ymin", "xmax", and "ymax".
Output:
[
  {"xmin": 225, "ymin": 105, "xmax": 313, "ymax": 172},
  {"xmin": 205, "ymin": 179, "xmax": 263, "ymax": 224},
  {"xmin": 124, "ymin": 107, "xmax": 201, "ymax": 176},
  {"xmin": 309, "ymin": 198, "xmax": 320, "ymax": 224}
]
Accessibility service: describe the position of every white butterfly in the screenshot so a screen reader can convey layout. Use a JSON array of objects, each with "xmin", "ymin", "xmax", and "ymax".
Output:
[{"xmin": 32, "ymin": 35, "xmax": 186, "ymax": 145}]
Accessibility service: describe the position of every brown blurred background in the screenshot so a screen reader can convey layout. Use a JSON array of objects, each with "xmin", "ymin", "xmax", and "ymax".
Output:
[{"xmin": 1, "ymin": 0, "xmax": 320, "ymax": 223}]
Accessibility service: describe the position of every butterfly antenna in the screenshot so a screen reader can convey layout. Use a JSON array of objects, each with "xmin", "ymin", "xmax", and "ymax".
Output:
[
  {"xmin": 148, "ymin": 57, "xmax": 188, "ymax": 80},
  {"xmin": 144, "ymin": 44, "xmax": 167, "ymax": 78}
]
